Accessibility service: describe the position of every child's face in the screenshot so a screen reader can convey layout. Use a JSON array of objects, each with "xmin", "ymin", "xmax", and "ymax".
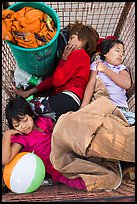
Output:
[
  {"xmin": 104, "ymin": 43, "xmax": 125, "ymax": 65},
  {"xmin": 12, "ymin": 114, "xmax": 34, "ymax": 134},
  {"xmin": 68, "ymin": 35, "xmax": 85, "ymax": 49}
]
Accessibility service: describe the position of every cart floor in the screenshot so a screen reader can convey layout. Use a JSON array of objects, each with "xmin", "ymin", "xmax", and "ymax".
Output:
[{"xmin": 2, "ymin": 179, "xmax": 135, "ymax": 202}]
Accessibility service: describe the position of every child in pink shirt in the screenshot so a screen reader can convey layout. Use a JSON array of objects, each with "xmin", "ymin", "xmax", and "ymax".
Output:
[{"xmin": 2, "ymin": 96, "xmax": 86, "ymax": 190}]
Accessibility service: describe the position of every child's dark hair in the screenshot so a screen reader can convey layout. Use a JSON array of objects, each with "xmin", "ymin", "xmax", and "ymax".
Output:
[
  {"xmin": 5, "ymin": 96, "xmax": 36, "ymax": 129},
  {"xmin": 68, "ymin": 21, "xmax": 99, "ymax": 58},
  {"xmin": 100, "ymin": 38, "xmax": 124, "ymax": 60}
]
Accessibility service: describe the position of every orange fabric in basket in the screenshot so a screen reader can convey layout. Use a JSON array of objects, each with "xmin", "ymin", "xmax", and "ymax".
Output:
[{"xmin": 2, "ymin": 6, "xmax": 57, "ymax": 48}]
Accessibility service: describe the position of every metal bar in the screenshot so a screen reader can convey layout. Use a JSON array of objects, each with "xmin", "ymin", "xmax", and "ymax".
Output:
[{"xmin": 114, "ymin": 2, "xmax": 133, "ymax": 38}]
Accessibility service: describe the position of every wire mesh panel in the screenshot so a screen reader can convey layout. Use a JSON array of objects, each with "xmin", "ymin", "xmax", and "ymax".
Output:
[
  {"xmin": 46, "ymin": 2, "xmax": 126, "ymax": 37},
  {"xmin": 2, "ymin": 2, "xmax": 135, "ymax": 133},
  {"xmin": 2, "ymin": 41, "xmax": 16, "ymax": 133},
  {"xmin": 117, "ymin": 3, "xmax": 135, "ymax": 112}
]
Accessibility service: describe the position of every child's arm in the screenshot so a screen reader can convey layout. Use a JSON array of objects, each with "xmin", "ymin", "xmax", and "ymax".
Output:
[
  {"xmin": 2, "ymin": 129, "xmax": 23, "ymax": 165},
  {"xmin": 97, "ymin": 61, "xmax": 131, "ymax": 90},
  {"xmin": 53, "ymin": 49, "xmax": 90, "ymax": 87},
  {"xmin": 80, "ymin": 70, "xmax": 97, "ymax": 108},
  {"xmin": 12, "ymin": 85, "xmax": 38, "ymax": 99},
  {"xmin": 12, "ymin": 75, "xmax": 54, "ymax": 98}
]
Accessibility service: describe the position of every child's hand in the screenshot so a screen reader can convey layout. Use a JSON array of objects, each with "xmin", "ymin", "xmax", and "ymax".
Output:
[
  {"xmin": 10, "ymin": 84, "xmax": 30, "ymax": 98},
  {"xmin": 95, "ymin": 60, "xmax": 107, "ymax": 73},
  {"xmin": 62, "ymin": 43, "xmax": 79, "ymax": 60},
  {"xmin": 4, "ymin": 129, "xmax": 23, "ymax": 137}
]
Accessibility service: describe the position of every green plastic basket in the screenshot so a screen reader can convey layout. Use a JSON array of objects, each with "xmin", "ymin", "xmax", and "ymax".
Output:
[{"xmin": 6, "ymin": 2, "xmax": 60, "ymax": 77}]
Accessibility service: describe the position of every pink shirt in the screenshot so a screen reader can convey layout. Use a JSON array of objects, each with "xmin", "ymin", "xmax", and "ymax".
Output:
[{"xmin": 11, "ymin": 117, "xmax": 86, "ymax": 190}]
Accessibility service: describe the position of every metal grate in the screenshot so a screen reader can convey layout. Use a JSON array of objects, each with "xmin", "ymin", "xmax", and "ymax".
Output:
[
  {"xmin": 2, "ymin": 2, "xmax": 135, "ymax": 202},
  {"xmin": 2, "ymin": 2, "xmax": 135, "ymax": 130},
  {"xmin": 46, "ymin": 2, "xmax": 125, "ymax": 37},
  {"xmin": 2, "ymin": 179, "xmax": 135, "ymax": 202}
]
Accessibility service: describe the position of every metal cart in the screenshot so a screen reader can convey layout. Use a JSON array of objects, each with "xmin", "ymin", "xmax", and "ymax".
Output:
[{"xmin": 2, "ymin": 2, "xmax": 135, "ymax": 202}]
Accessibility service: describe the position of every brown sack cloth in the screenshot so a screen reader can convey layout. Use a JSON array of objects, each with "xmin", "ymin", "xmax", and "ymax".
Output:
[{"xmin": 50, "ymin": 77, "xmax": 135, "ymax": 191}]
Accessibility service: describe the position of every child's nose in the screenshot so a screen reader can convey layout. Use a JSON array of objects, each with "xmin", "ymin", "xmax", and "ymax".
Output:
[
  {"xmin": 68, "ymin": 39, "xmax": 71, "ymax": 44},
  {"xmin": 20, "ymin": 123, "xmax": 26, "ymax": 129},
  {"xmin": 119, "ymin": 53, "xmax": 123, "ymax": 57}
]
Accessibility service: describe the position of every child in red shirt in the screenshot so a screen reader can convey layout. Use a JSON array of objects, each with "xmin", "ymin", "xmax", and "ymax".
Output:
[{"xmin": 13, "ymin": 21, "xmax": 99, "ymax": 120}]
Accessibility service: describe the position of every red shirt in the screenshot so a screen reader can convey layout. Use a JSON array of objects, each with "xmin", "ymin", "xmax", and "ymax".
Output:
[{"xmin": 36, "ymin": 49, "xmax": 90, "ymax": 100}]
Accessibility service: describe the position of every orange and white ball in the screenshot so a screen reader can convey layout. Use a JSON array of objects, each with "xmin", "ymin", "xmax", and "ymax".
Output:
[{"xmin": 3, "ymin": 152, "xmax": 45, "ymax": 193}]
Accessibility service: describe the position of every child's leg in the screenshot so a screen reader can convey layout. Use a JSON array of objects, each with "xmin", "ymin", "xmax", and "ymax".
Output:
[
  {"xmin": 48, "ymin": 92, "xmax": 81, "ymax": 120},
  {"xmin": 28, "ymin": 92, "xmax": 81, "ymax": 120},
  {"xmin": 118, "ymin": 108, "xmax": 135, "ymax": 125}
]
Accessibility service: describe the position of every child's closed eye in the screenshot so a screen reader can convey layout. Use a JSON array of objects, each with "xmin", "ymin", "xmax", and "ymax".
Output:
[
  {"xmin": 14, "ymin": 124, "xmax": 19, "ymax": 128},
  {"xmin": 115, "ymin": 49, "xmax": 120, "ymax": 53},
  {"xmin": 22, "ymin": 116, "xmax": 28, "ymax": 122},
  {"xmin": 115, "ymin": 49, "xmax": 124, "ymax": 56}
]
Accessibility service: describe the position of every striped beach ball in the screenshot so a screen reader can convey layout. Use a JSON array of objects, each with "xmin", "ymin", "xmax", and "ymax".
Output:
[{"xmin": 3, "ymin": 152, "xmax": 46, "ymax": 194}]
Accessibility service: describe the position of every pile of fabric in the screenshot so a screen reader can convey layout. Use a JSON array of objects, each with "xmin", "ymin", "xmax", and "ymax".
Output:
[{"xmin": 2, "ymin": 6, "xmax": 57, "ymax": 48}]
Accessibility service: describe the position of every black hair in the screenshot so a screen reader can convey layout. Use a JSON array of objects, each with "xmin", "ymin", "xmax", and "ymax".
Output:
[
  {"xmin": 100, "ymin": 39, "xmax": 124, "ymax": 60},
  {"xmin": 5, "ymin": 96, "xmax": 36, "ymax": 129}
]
